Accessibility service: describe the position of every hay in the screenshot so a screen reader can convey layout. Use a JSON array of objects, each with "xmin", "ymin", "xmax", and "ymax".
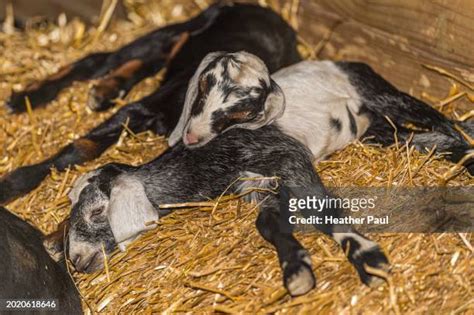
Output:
[{"xmin": 0, "ymin": 0, "xmax": 473, "ymax": 313}]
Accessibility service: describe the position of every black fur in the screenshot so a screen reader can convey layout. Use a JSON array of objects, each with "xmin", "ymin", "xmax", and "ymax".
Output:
[
  {"xmin": 69, "ymin": 126, "xmax": 388, "ymax": 295},
  {"xmin": 0, "ymin": 207, "xmax": 82, "ymax": 314},
  {"xmin": 346, "ymin": 105, "xmax": 358, "ymax": 136},
  {"xmin": 330, "ymin": 118, "xmax": 342, "ymax": 132},
  {"xmin": 1, "ymin": 3, "xmax": 301, "ymax": 204},
  {"xmin": 340, "ymin": 235, "xmax": 388, "ymax": 285},
  {"xmin": 337, "ymin": 62, "xmax": 473, "ymax": 174}
]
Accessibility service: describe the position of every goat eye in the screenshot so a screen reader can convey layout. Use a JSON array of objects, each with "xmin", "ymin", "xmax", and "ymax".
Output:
[
  {"xmin": 89, "ymin": 207, "xmax": 104, "ymax": 221},
  {"xmin": 247, "ymin": 111, "xmax": 257, "ymax": 119},
  {"xmin": 228, "ymin": 111, "xmax": 253, "ymax": 120},
  {"xmin": 252, "ymin": 87, "xmax": 263, "ymax": 94},
  {"xmin": 199, "ymin": 77, "xmax": 207, "ymax": 92}
]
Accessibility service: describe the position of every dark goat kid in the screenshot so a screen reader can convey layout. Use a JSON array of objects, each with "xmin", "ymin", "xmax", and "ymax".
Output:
[
  {"xmin": 64, "ymin": 126, "xmax": 388, "ymax": 297},
  {"xmin": 0, "ymin": 207, "xmax": 82, "ymax": 314},
  {"xmin": 0, "ymin": 2, "xmax": 301, "ymax": 204}
]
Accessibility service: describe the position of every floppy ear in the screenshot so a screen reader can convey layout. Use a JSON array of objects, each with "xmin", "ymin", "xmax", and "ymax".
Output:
[
  {"xmin": 168, "ymin": 51, "xmax": 225, "ymax": 146},
  {"xmin": 262, "ymin": 80, "xmax": 286, "ymax": 125},
  {"xmin": 240, "ymin": 80, "xmax": 285, "ymax": 130},
  {"xmin": 107, "ymin": 175, "xmax": 158, "ymax": 251},
  {"xmin": 68, "ymin": 170, "xmax": 100, "ymax": 206}
]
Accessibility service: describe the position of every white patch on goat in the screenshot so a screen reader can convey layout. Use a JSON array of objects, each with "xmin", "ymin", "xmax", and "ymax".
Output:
[
  {"xmin": 68, "ymin": 170, "xmax": 100, "ymax": 206},
  {"xmin": 226, "ymin": 56, "xmax": 242, "ymax": 80},
  {"xmin": 273, "ymin": 60, "xmax": 369, "ymax": 161},
  {"xmin": 285, "ymin": 249, "xmax": 314, "ymax": 296},
  {"xmin": 107, "ymin": 175, "xmax": 158, "ymax": 251},
  {"xmin": 286, "ymin": 265, "xmax": 315, "ymax": 296},
  {"xmin": 68, "ymin": 229, "xmax": 104, "ymax": 270},
  {"xmin": 235, "ymin": 171, "xmax": 278, "ymax": 203},
  {"xmin": 231, "ymin": 51, "xmax": 270, "ymax": 86},
  {"xmin": 183, "ymin": 64, "xmax": 227, "ymax": 144},
  {"xmin": 185, "ymin": 71, "xmax": 224, "ymax": 138},
  {"xmin": 169, "ymin": 51, "xmax": 224, "ymax": 146},
  {"xmin": 333, "ymin": 232, "xmax": 379, "ymax": 258}
]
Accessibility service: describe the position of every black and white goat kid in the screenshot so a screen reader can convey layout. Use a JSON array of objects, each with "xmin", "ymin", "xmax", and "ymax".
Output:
[
  {"xmin": 169, "ymin": 52, "xmax": 473, "ymax": 173},
  {"xmin": 65, "ymin": 126, "xmax": 388, "ymax": 297}
]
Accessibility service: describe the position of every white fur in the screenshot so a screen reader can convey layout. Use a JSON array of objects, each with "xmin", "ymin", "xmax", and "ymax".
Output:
[
  {"xmin": 286, "ymin": 264, "xmax": 314, "ymax": 296},
  {"xmin": 169, "ymin": 52, "xmax": 225, "ymax": 146},
  {"xmin": 273, "ymin": 60, "xmax": 369, "ymax": 161},
  {"xmin": 333, "ymin": 232, "xmax": 378, "ymax": 258},
  {"xmin": 108, "ymin": 175, "xmax": 159, "ymax": 250}
]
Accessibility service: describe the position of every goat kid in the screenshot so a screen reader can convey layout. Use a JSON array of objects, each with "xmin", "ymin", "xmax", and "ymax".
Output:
[
  {"xmin": 0, "ymin": 207, "xmax": 82, "ymax": 314},
  {"xmin": 169, "ymin": 52, "xmax": 474, "ymax": 174},
  {"xmin": 64, "ymin": 126, "xmax": 388, "ymax": 297},
  {"xmin": 0, "ymin": 2, "xmax": 301, "ymax": 205}
]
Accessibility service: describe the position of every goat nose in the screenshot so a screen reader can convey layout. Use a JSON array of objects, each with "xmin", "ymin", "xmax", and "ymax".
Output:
[{"xmin": 185, "ymin": 132, "xmax": 199, "ymax": 145}]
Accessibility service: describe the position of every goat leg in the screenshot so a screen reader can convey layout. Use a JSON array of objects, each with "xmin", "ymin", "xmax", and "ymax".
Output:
[
  {"xmin": 5, "ymin": 2, "xmax": 225, "ymax": 113},
  {"xmin": 6, "ymin": 53, "xmax": 112, "ymax": 113},
  {"xmin": 255, "ymin": 196, "xmax": 316, "ymax": 297},
  {"xmin": 290, "ymin": 185, "xmax": 390, "ymax": 287}
]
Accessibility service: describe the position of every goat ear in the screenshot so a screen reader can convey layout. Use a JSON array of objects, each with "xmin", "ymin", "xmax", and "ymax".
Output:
[
  {"xmin": 241, "ymin": 80, "xmax": 285, "ymax": 130},
  {"xmin": 68, "ymin": 170, "xmax": 99, "ymax": 206},
  {"xmin": 107, "ymin": 175, "xmax": 158, "ymax": 250},
  {"xmin": 262, "ymin": 80, "xmax": 285, "ymax": 125},
  {"xmin": 168, "ymin": 51, "xmax": 224, "ymax": 146}
]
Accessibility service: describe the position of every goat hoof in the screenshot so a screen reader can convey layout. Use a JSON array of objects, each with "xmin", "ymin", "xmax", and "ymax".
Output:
[
  {"xmin": 87, "ymin": 88, "xmax": 114, "ymax": 111},
  {"xmin": 88, "ymin": 81, "xmax": 125, "ymax": 111},
  {"xmin": 5, "ymin": 96, "xmax": 25, "ymax": 113},
  {"xmin": 283, "ymin": 250, "xmax": 316, "ymax": 296},
  {"xmin": 354, "ymin": 246, "xmax": 390, "ymax": 287}
]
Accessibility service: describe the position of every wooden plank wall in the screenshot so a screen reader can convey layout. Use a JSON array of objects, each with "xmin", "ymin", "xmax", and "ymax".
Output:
[
  {"xmin": 0, "ymin": 0, "xmax": 126, "ymax": 24},
  {"xmin": 294, "ymin": 0, "xmax": 474, "ymax": 110}
]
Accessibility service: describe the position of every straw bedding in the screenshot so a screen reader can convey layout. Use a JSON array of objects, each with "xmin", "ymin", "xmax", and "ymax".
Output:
[{"xmin": 0, "ymin": 0, "xmax": 472, "ymax": 313}]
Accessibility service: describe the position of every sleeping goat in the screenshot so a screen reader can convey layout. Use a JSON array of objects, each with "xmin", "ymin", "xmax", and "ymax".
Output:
[
  {"xmin": 0, "ymin": 207, "xmax": 82, "ymax": 314},
  {"xmin": 169, "ymin": 51, "xmax": 473, "ymax": 173},
  {"xmin": 63, "ymin": 126, "xmax": 388, "ymax": 297},
  {"xmin": 0, "ymin": 3, "xmax": 302, "ymax": 205}
]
